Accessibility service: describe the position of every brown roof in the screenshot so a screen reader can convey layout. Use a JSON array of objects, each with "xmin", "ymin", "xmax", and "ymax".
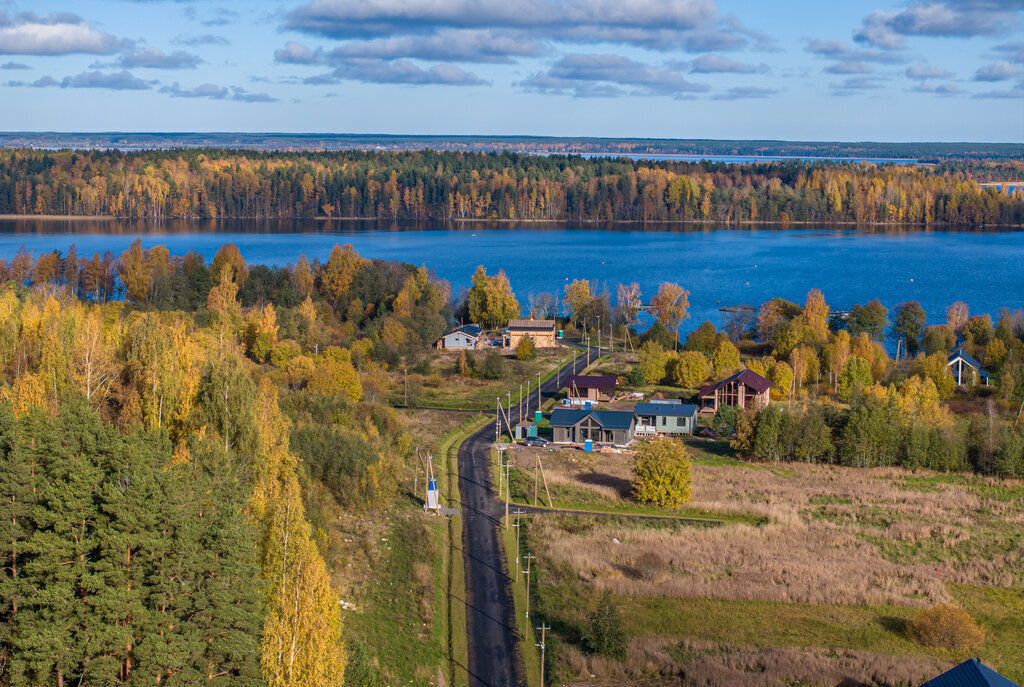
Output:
[
  {"xmin": 564, "ymin": 374, "xmax": 618, "ymax": 390},
  {"xmin": 699, "ymin": 368, "xmax": 771, "ymax": 397},
  {"xmin": 507, "ymin": 319, "xmax": 555, "ymax": 331}
]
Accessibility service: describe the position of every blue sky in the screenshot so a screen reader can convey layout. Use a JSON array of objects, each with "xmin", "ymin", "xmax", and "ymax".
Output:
[{"xmin": 1, "ymin": 0, "xmax": 1022, "ymax": 141}]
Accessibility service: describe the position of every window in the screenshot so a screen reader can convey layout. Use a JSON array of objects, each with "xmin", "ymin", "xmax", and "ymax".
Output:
[{"xmin": 675, "ymin": 417, "xmax": 684, "ymax": 428}]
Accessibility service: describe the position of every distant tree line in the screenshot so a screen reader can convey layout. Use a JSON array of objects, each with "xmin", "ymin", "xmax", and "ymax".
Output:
[{"xmin": 1, "ymin": 149, "xmax": 1022, "ymax": 225}]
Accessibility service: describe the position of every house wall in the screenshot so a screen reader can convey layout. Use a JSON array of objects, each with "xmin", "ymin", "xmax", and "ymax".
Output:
[
  {"xmin": 507, "ymin": 330, "xmax": 556, "ymax": 348},
  {"xmin": 553, "ymin": 426, "xmax": 572, "ymax": 444},
  {"xmin": 438, "ymin": 332, "xmax": 479, "ymax": 349}
]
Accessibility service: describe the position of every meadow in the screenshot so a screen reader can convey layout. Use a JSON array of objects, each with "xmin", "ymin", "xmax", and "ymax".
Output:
[{"xmin": 509, "ymin": 445, "xmax": 1024, "ymax": 685}]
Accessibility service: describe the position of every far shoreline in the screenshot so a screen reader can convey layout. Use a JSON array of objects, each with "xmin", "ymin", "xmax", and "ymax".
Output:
[{"xmin": 0, "ymin": 214, "xmax": 1022, "ymax": 231}]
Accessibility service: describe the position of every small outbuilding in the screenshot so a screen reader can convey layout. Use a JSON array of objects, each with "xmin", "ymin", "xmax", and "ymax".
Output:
[
  {"xmin": 563, "ymin": 375, "xmax": 618, "ymax": 404},
  {"xmin": 698, "ymin": 368, "xmax": 771, "ymax": 414},
  {"xmin": 633, "ymin": 402, "xmax": 698, "ymax": 437},
  {"xmin": 504, "ymin": 319, "xmax": 557, "ymax": 348},
  {"xmin": 550, "ymin": 408, "xmax": 635, "ymax": 446},
  {"xmin": 436, "ymin": 324, "xmax": 484, "ymax": 350},
  {"xmin": 947, "ymin": 349, "xmax": 991, "ymax": 386},
  {"xmin": 514, "ymin": 421, "xmax": 537, "ymax": 440}
]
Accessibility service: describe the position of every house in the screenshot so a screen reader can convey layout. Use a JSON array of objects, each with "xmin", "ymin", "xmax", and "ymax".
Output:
[
  {"xmin": 436, "ymin": 324, "xmax": 484, "ymax": 350},
  {"xmin": 550, "ymin": 408, "xmax": 635, "ymax": 446},
  {"xmin": 563, "ymin": 375, "xmax": 618, "ymax": 404},
  {"xmin": 504, "ymin": 319, "xmax": 557, "ymax": 348},
  {"xmin": 698, "ymin": 368, "xmax": 771, "ymax": 414},
  {"xmin": 947, "ymin": 349, "xmax": 991, "ymax": 386},
  {"xmin": 921, "ymin": 658, "xmax": 1019, "ymax": 687},
  {"xmin": 633, "ymin": 402, "xmax": 698, "ymax": 437}
]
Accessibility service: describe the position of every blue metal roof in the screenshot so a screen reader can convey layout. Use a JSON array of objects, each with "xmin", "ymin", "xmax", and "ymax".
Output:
[
  {"xmin": 446, "ymin": 324, "xmax": 483, "ymax": 337},
  {"xmin": 948, "ymin": 349, "xmax": 991, "ymax": 378},
  {"xmin": 922, "ymin": 659, "xmax": 1020, "ymax": 687},
  {"xmin": 634, "ymin": 402, "xmax": 698, "ymax": 418},
  {"xmin": 549, "ymin": 408, "xmax": 634, "ymax": 430}
]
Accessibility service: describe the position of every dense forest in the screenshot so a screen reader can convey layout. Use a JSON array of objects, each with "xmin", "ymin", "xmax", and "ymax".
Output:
[
  {"xmin": 1, "ymin": 149, "xmax": 1023, "ymax": 225},
  {"xmin": 0, "ymin": 239, "xmax": 456, "ymax": 685}
]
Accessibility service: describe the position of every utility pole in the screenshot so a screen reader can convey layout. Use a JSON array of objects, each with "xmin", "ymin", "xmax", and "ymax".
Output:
[
  {"xmin": 504, "ymin": 459, "xmax": 512, "ymax": 524},
  {"xmin": 536, "ymin": 372, "xmax": 541, "ymax": 410},
  {"xmin": 403, "ymin": 368, "xmax": 408, "ymax": 406},
  {"xmin": 512, "ymin": 509, "xmax": 526, "ymax": 582},
  {"xmin": 597, "ymin": 315, "xmax": 601, "ymax": 351},
  {"xmin": 522, "ymin": 553, "xmax": 536, "ymax": 620},
  {"xmin": 536, "ymin": 623, "xmax": 550, "ymax": 687},
  {"xmin": 519, "ymin": 382, "xmax": 523, "ymax": 423},
  {"xmin": 497, "ymin": 447, "xmax": 505, "ymax": 501},
  {"xmin": 496, "ymin": 396, "xmax": 501, "ymax": 443}
]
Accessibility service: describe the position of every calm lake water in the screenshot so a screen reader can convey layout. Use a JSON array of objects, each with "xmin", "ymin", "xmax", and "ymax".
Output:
[{"xmin": 1, "ymin": 218, "xmax": 1022, "ymax": 334}]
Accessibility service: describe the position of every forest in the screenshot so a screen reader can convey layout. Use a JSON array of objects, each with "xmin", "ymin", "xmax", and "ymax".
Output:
[
  {"xmin": 1, "ymin": 148, "xmax": 1023, "ymax": 225},
  {"xmin": 0, "ymin": 240, "xmax": 455, "ymax": 685}
]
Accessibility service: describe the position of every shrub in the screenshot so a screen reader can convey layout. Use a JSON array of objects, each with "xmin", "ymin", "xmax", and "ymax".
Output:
[
  {"xmin": 515, "ymin": 334, "xmax": 537, "ymax": 361},
  {"xmin": 627, "ymin": 365, "xmax": 645, "ymax": 387},
  {"xmin": 582, "ymin": 591, "xmax": 626, "ymax": 660},
  {"xmin": 632, "ymin": 438, "xmax": 692, "ymax": 508},
  {"xmin": 479, "ymin": 350, "xmax": 505, "ymax": 380},
  {"xmin": 634, "ymin": 550, "xmax": 665, "ymax": 581},
  {"xmin": 712, "ymin": 405, "xmax": 738, "ymax": 434},
  {"xmin": 906, "ymin": 604, "xmax": 985, "ymax": 653}
]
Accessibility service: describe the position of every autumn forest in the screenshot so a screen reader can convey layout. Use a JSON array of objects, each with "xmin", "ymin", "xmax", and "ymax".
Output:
[{"xmin": 1, "ymin": 149, "xmax": 1023, "ymax": 225}]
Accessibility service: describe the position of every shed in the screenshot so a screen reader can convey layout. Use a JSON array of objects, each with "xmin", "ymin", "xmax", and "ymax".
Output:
[
  {"xmin": 550, "ymin": 408, "xmax": 635, "ymax": 446},
  {"xmin": 563, "ymin": 375, "xmax": 618, "ymax": 404},
  {"xmin": 921, "ymin": 658, "xmax": 1019, "ymax": 687},
  {"xmin": 634, "ymin": 402, "xmax": 698, "ymax": 437},
  {"xmin": 514, "ymin": 421, "xmax": 537, "ymax": 440},
  {"xmin": 947, "ymin": 349, "xmax": 991, "ymax": 386}
]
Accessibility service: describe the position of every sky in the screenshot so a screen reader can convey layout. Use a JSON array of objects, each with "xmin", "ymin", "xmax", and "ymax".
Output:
[{"xmin": 0, "ymin": 0, "xmax": 1022, "ymax": 141}]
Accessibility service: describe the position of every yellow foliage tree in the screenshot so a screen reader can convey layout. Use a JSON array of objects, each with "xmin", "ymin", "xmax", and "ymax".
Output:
[
  {"xmin": 250, "ymin": 381, "xmax": 345, "ymax": 687},
  {"xmin": 632, "ymin": 439, "xmax": 692, "ymax": 508}
]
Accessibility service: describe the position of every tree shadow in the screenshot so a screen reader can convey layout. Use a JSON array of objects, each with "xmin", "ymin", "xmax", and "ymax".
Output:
[
  {"xmin": 577, "ymin": 471, "xmax": 632, "ymax": 499},
  {"xmin": 878, "ymin": 615, "xmax": 908, "ymax": 635}
]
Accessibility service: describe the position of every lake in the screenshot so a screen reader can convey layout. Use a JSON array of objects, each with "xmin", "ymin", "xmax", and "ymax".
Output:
[{"xmin": 1, "ymin": 218, "xmax": 1022, "ymax": 335}]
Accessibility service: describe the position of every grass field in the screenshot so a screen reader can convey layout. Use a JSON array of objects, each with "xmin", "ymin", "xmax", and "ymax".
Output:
[
  {"xmin": 512, "ymin": 445, "xmax": 1024, "ymax": 685},
  {"xmin": 392, "ymin": 347, "xmax": 574, "ymax": 409}
]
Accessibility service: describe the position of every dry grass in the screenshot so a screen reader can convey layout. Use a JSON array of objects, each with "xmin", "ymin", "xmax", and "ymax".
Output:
[
  {"xmin": 531, "ymin": 460, "xmax": 1024, "ymax": 607},
  {"xmin": 560, "ymin": 637, "xmax": 946, "ymax": 687}
]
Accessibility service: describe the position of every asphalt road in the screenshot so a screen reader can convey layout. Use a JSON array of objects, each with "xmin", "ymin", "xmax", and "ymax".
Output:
[{"xmin": 458, "ymin": 344, "xmax": 594, "ymax": 687}]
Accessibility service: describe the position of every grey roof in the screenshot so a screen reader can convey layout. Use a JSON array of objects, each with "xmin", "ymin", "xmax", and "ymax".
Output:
[
  {"xmin": 634, "ymin": 402, "xmax": 698, "ymax": 418},
  {"xmin": 507, "ymin": 319, "xmax": 555, "ymax": 331},
  {"xmin": 442, "ymin": 324, "xmax": 483, "ymax": 338},
  {"xmin": 948, "ymin": 349, "xmax": 991, "ymax": 378},
  {"xmin": 550, "ymin": 408, "xmax": 635, "ymax": 431},
  {"xmin": 922, "ymin": 659, "xmax": 1020, "ymax": 687}
]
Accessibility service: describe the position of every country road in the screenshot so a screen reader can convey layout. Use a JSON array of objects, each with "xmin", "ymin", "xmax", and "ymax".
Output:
[{"xmin": 457, "ymin": 343, "xmax": 595, "ymax": 687}]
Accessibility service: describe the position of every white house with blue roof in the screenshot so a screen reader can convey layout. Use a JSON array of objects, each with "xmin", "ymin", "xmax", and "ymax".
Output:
[
  {"xmin": 634, "ymin": 402, "xmax": 698, "ymax": 437},
  {"xmin": 435, "ymin": 324, "xmax": 485, "ymax": 350},
  {"xmin": 947, "ymin": 349, "xmax": 991, "ymax": 386}
]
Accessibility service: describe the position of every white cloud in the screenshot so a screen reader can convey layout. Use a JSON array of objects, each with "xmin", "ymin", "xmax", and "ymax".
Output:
[
  {"xmin": 974, "ymin": 61, "xmax": 1022, "ymax": 81},
  {"xmin": 0, "ymin": 13, "xmax": 130, "ymax": 55}
]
